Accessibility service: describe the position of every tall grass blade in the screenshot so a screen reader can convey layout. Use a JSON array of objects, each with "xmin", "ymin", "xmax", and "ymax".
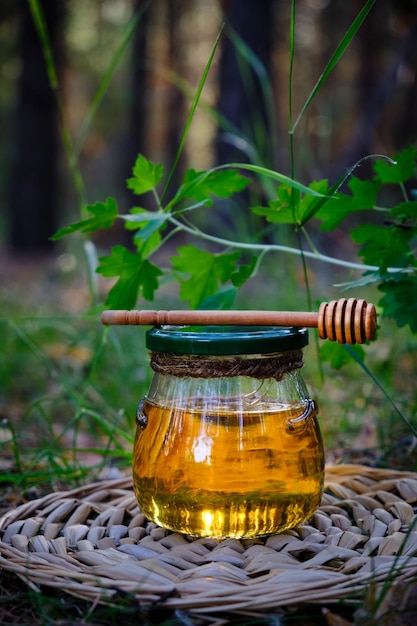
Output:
[
  {"xmin": 218, "ymin": 162, "xmax": 329, "ymax": 197},
  {"xmin": 157, "ymin": 65, "xmax": 278, "ymax": 198},
  {"xmin": 28, "ymin": 0, "xmax": 86, "ymax": 206},
  {"xmin": 299, "ymin": 153, "xmax": 396, "ymax": 226},
  {"xmin": 289, "ymin": 0, "xmax": 296, "ymax": 178},
  {"xmin": 227, "ymin": 26, "xmax": 278, "ymax": 169},
  {"xmin": 74, "ymin": 4, "xmax": 148, "ymax": 158},
  {"xmin": 345, "ymin": 344, "xmax": 417, "ymax": 438},
  {"xmin": 161, "ymin": 24, "xmax": 225, "ymax": 202},
  {"xmin": 291, "ymin": 0, "xmax": 377, "ymax": 134}
]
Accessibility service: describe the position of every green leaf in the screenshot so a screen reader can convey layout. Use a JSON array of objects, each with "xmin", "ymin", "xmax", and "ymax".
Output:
[
  {"xmin": 389, "ymin": 201, "xmax": 417, "ymax": 220},
  {"xmin": 97, "ymin": 245, "xmax": 162, "ymax": 308},
  {"xmin": 291, "ymin": 0, "xmax": 377, "ymax": 132},
  {"xmin": 296, "ymin": 179, "xmax": 330, "ymax": 223},
  {"xmin": 162, "ymin": 25, "xmax": 224, "ymax": 201},
  {"xmin": 199, "ymin": 287, "xmax": 238, "ymax": 310},
  {"xmin": 351, "ymin": 224, "xmax": 412, "ymax": 273},
  {"xmin": 225, "ymin": 162, "xmax": 330, "ymax": 198},
  {"xmin": 127, "ymin": 154, "xmax": 164, "ymax": 195},
  {"xmin": 171, "ymin": 244, "xmax": 240, "ymax": 308},
  {"xmin": 122, "ymin": 208, "xmax": 167, "ymax": 242},
  {"xmin": 253, "ymin": 180, "xmax": 330, "ymax": 225},
  {"xmin": 134, "ymin": 229, "xmax": 162, "ymax": 259},
  {"xmin": 334, "ymin": 270, "xmax": 383, "ymax": 292},
  {"xmin": 121, "ymin": 208, "xmax": 164, "ymax": 257},
  {"xmin": 316, "ymin": 178, "xmax": 379, "ymax": 231},
  {"xmin": 51, "ymin": 197, "xmax": 118, "ymax": 240},
  {"xmin": 178, "ymin": 169, "xmax": 250, "ymax": 206},
  {"xmin": 252, "ymin": 185, "xmax": 298, "ymax": 224},
  {"xmin": 231, "ymin": 256, "xmax": 258, "ymax": 287},
  {"xmin": 319, "ymin": 341, "xmax": 365, "ymax": 370},
  {"xmin": 379, "ymin": 275, "xmax": 417, "ymax": 333},
  {"xmin": 373, "ymin": 145, "xmax": 417, "ymax": 184}
]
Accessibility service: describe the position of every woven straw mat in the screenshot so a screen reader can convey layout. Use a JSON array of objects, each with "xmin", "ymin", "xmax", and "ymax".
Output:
[{"xmin": 1, "ymin": 464, "xmax": 417, "ymax": 614}]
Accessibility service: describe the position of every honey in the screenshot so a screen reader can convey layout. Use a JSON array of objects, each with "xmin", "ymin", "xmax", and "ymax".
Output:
[
  {"xmin": 132, "ymin": 325, "xmax": 324, "ymax": 539},
  {"xmin": 133, "ymin": 396, "xmax": 323, "ymax": 538}
]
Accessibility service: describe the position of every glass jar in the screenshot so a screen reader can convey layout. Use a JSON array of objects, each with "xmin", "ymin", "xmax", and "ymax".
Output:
[{"xmin": 132, "ymin": 325, "xmax": 324, "ymax": 540}]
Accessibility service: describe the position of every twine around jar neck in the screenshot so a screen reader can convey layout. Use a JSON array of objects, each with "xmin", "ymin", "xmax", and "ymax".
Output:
[{"xmin": 149, "ymin": 350, "xmax": 304, "ymax": 381}]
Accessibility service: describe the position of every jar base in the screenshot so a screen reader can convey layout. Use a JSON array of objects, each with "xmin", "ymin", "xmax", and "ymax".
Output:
[{"xmin": 134, "ymin": 483, "xmax": 323, "ymax": 540}]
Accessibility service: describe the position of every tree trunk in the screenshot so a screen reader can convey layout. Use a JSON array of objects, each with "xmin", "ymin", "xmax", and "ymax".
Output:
[
  {"xmin": 8, "ymin": 0, "xmax": 66, "ymax": 253},
  {"xmin": 216, "ymin": 0, "xmax": 274, "ymax": 167}
]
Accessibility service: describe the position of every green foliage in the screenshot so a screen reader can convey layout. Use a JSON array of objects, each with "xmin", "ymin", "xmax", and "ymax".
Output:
[
  {"xmin": 177, "ymin": 168, "xmax": 250, "ymax": 204},
  {"xmin": 319, "ymin": 341, "xmax": 365, "ymax": 370},
  {"xmin": 351, "ymin": 224, "xmax": 413, "ymax": 273},
  {"xmin": 97, "ymin": 246, "xmax": 163, "ymax": 309},
  {"xmin": 252, "ymin": 180, "xmax": 328, "ymax": 225},
  {"xmin": 316, "ymin": 178, "xmax": 379, "ymax": 230},
  {"xmin": 171, "ymin": 245, "xmax": 240, "ymax": 308},
  {"xmin": 51, "ymin": 145, "xmax": 417, "ymax": 341},
  {"xmin": 51, "ymin": 197, "xmax": 118, "ymax": 239},
  {"xmin": 379, "ymin": 276, "xmax": 417, "ymax": 333},
  {"xmin": 127, "ymin": 154, "xmax": 164, "ymax": 195},
  {"xmin": 374, "ymin": 144, "xmax": 417, "ymax": 184}
]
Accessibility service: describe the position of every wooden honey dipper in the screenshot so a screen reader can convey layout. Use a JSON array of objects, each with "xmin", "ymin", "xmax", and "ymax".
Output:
[{"xmin": 101, "ymin": 298, "xmax": 376, "ymax": 345}]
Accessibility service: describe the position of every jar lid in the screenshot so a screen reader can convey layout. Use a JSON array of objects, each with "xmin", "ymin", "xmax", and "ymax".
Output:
[{"xmin": 146, "ymin": 325, "xmax": 308, "ymax": 355}]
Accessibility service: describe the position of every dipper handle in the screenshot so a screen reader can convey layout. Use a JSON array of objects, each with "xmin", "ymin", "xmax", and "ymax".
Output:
[{"xmin": 101, "ymin": 298, "xmax": 376, "ymax": 344}]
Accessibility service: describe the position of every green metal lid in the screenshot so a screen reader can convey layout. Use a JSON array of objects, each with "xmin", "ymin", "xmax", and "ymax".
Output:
[{"xmin": 146, "ymin": 325, "xmax": 308, "ymax": 355}]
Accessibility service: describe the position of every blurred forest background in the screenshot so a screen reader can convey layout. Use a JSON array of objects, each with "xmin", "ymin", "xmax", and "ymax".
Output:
[
  {"xmin": 2, "ymin": 0, "xmax": 417, "ymax": 484},
  {"xmin": 1, "ymin": 0, "xmax": 417, "ymax": 257}
]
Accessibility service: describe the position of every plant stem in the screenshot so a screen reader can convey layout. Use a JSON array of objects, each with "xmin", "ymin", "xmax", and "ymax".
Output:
[
  {"xmin": 289, "ymin": 0, "xmax": 296, "ymax": 181},
  {"xmin": 167, "ymin": 215, "xmax": 410, "ymax": 274},
  {"xmin": 346, "ymin": 345, "xmax": 417, "ymax": 438}
]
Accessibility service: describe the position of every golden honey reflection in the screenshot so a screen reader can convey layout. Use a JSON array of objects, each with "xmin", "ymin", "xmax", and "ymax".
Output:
[{"xmin": 133, "ymin": 392, "xmax": 324, "ymax": 539}]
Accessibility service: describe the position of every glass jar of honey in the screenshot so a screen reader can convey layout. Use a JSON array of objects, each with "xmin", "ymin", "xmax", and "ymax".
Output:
[{"xmin": 132, "ymin": 325, "xmax": 324, "ymax": 539}]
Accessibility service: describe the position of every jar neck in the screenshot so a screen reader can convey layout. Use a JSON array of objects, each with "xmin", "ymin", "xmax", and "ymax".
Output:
[{"xmin": 149, "ymin": 350, "xmax": 304, "ymax": 381}]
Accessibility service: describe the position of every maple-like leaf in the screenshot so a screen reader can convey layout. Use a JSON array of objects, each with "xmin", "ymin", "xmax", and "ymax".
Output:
[
  {"xmin": 315, "ymin": 178, "xmax": 379, "ymax": 231},
  {"xmin": 126, "ymin": 154, "xmax": 164, "ymax": 195},
  {"xmin": 252, "ymin": 180, "xmax": 329, "ymax": 225},
  {"xmin": 351, "ymin": 224, "xmax": 412, "ymax": 274},
  {"xmin": 97, "ymin": 245, "xmax": 162, "ymax": 308},
  {"xmin": 51, "ymin": 197, "xmax": 118, "ymax": 240},
  {"xmin": 231, "ymin": 256, "xmax": 258, "ymax": 287},
  {"xmin": 373, "ymin": 145, "xmax": 417, "ymax": 184},
  {"xmin": 379, "ymin": 275, "xmax": 417, "ymax": 333},
  {"xmin": 319, "ymin": 341, "xmax": 365, "ymax": 370},
  {"xmin": 171, "ymin": 244, "xmax": 240, "ymax": 308},
  {"xmin": 177, "ymin": 169, "xmax": 250, "ymax": 206}
]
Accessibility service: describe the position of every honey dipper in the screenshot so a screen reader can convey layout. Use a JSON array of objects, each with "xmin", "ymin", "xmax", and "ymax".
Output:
[{"xmin": 101, "ymin": 298, "xmax": 376, "ymax": 345}]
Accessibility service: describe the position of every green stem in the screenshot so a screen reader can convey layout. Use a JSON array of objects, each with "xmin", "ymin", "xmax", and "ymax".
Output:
[
  {"xmin": 28, "ymin": 0, "xmax": 86, "ymax": 208},
  {"xmin": 289, "ymin": 0, "xmax": 296, "ymax": 181},
  {"xmin": 161, "ymin": 24, "xmax": 224, "ymax": 202},
  {"xmin": 400, "ymin": 182, "xmax": 409, "ymax": 202},
  {"xmin": 345, "ymin": 345, "xmax": 417, "ymax": 438},
  {"xmin": 291, "ymin": 0, "xmax": 377, "ymax": 134},
  {"xmin": 167, "ymin": 215, "xmax": 410, "ymax": 274}
]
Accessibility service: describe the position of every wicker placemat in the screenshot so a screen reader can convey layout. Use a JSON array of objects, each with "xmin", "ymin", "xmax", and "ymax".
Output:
[{"xmin": 1, "ymin": 465, "xmax": 417, "ymax": 615}]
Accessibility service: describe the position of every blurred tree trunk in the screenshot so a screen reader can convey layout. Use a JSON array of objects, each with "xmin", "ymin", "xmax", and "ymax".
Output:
[
  {"xmin": 332, "ymin": 0, "xmax": 417, "ymax": 179},
  {"xmin": 122, "ymin": 0, "xmax": 150, "ymax": 212},
  {"xmin": 216, "ymin": 0, "xmax": 274, "ymax": 166},
  {"xmin": 8, "ymin": 0, "xmax": 66, "ymax": 253},
  {"xmin": 165, "ymin": 0, "xmax": 185, "ymax": 194}
]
